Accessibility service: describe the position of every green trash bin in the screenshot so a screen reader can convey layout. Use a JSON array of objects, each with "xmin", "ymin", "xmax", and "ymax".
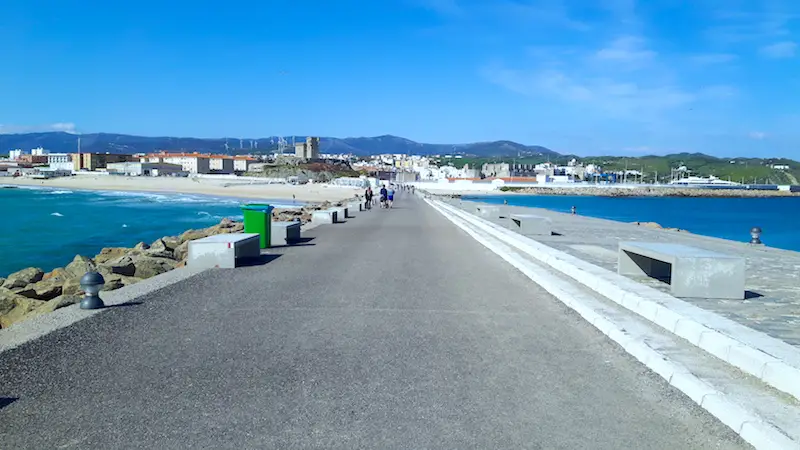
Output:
[{"xmin": 241, "ymin": 203, "xmax": 274, "ymax": 249}]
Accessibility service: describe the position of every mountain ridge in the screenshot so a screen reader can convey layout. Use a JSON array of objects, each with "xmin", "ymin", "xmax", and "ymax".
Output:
[{"xmin": 0, "ymin": 132, "xmax": 559, "ymax": 158}]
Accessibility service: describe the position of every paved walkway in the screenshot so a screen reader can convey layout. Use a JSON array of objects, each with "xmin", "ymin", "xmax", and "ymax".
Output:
[
  {"xmin": 0, "ymin": 192, "xmax": 747, "ymax": 449},
  {"xmin": 456, "ymin": 198, "xmax": 800, "ymax": 348}
]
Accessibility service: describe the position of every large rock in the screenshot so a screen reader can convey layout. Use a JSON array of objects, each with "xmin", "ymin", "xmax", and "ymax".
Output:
[
  {"xmin": 93, "ymin": 248, "xmax": 130, "ymax": 265},
  {"xmin": 173, "ymin": 240, "xmax": 190, "ymax": 261},
  {"xmin": 36, "ymin": 295, "xmax": 82, "ymax": 314},
  {"xmin": 16, "ymin": 279, "xmax": 63, "ymax": 301},
  {"xmin": 132, "ymin": 256, "xmax": 177, "ymax": 279},
  {"xmin": 146, "ymin": 238, "xmax": 176, "ymax": 259},
  {"xmin": 180, "ymin": 229, "xmax": 210, "ymax": 243},
  {"xmin": 134, "ymin": 242, "xmax": 150, "ymax": 251},
  {"xmin": 100, "ymin": 255, "xmax": 137, "ymax": 277},
  {"xmin": 102, "ymin": 274, "xmax": 142, "ymax": 291},
  {"xmin": 2, "ymin": 267, "xmax": 44, "ymax": 289},
  {"xmin": 42, "ymin": 268, "xmax": 69, "ymax": 282},
  {"xmin": 0, "ymin": 288, "xmax": 45, "ymax": 328},
  {"xmin": 62, "ymin": 278, "xmax": 83, "ymax": 297},
  {"xmin": 65, "ymin": 255, "xmax": 97, "ymax": 278}
]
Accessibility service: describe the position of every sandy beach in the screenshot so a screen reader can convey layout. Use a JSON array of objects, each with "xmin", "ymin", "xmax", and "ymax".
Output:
[{"xmin": 1, "ymin": 175, "xmax": 362, "ymax": 203}]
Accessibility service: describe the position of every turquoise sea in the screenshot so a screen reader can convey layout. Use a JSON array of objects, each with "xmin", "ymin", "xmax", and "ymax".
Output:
[
  {"xmin": 464, "ymin": 195, "xmax": 800, "ymax": 252},
  {"xmin": 0, "ymin": 186, "xmax": 301, "ymax": 276}
]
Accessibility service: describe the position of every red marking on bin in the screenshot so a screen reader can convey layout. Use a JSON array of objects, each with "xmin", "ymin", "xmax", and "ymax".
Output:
[{"xmin": 228, "ymin": 243, "xmax": 232, "ymax": 248}]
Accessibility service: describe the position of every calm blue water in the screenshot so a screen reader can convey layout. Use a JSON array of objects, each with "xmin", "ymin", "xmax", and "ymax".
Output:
[
  {"xmin": 0, "ymin": 186, "xmax": 301, "ymax": 276},
  {"xmin": 464, "ymin": 195, "xmax": 800, "ymax": 252}
]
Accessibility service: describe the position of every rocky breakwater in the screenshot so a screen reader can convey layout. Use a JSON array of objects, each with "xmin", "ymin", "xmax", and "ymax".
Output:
[
  {"xmin": 512, "ymin": 186, "xmax": 800, "ymax": 197},
  {"xmin": 0, "ymin": 203, "xmax": 346, "ymax": 329},
  {"xmin": 0, "ymin": 218, "xmax": 247, "ymax": 329}
]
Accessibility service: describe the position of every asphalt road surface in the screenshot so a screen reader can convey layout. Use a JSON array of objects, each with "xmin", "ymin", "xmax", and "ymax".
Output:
[{"xmin": 0, "ymin": 191, "xmax": 749, "ymax": 449}]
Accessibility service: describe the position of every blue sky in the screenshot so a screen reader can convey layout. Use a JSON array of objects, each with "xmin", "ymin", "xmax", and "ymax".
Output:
[{"xmin": 1, "ymin": 0, "xmax": 799, "ymax": 157}]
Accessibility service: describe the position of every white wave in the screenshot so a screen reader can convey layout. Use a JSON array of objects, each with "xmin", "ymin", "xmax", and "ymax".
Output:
[
  {"xmin": 51, "ymin": 212, "xmax": 64, "ymax": 217},
  {"xmin": 122, "ymin": 224, "xmax": 128, "ymax": 227},
  {"xmin": 49, "ymin": 190, "xmax": 74, "ymax": 194}
]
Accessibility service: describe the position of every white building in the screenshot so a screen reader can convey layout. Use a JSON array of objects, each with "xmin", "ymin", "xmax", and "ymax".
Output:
[
  {"xmin": 47, "ymin": 153, "xmax": 73, "ymax": 171},
  {"xmin": 9, "ymin": 150, "xmax": 24, "ymax": 160},
  {"xmin": 107, "ymin": 162, "xmax": 185, "ymax": 176},
  {"xmin": 31, "ymin": 147, "xmax": 48, "ymax": 156},
  {"xmin": 209, "ymin": 156, "xmax": 234, "ymax": 173},
  {"xmin": 233, "ymin": 157, "xmax": 254, "ymax": 172}
]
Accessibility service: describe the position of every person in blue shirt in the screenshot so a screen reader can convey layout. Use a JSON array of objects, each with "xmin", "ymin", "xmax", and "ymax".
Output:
[
  {"xmin": 387, "ymin": 186, "xmax": 395, "ymax": 208},
  {"xmin": 379, "ymin": 185, "xmax": 388, "ymax": 208}
]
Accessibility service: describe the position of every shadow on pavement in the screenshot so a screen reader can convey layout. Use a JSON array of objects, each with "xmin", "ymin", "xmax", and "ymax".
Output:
[
  {"xmin": 104, "ymin": 301, "xmax": 144, "ymax": 309},
  {"xmin": 238, "ymin": 254, "xmax": 282, "ymax": 267},
  {"xmin": 0, "ymin": 397, "xmax": 18, "ymax": 410}
]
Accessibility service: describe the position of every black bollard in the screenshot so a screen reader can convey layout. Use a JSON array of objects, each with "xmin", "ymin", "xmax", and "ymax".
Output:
[{"xmin": 79, "ymin": 272, "xmax": 106, "ymax": 310}]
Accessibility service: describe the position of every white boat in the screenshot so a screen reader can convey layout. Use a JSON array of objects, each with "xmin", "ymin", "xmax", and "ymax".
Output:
[{"xmin": 668, "ymin": 175, "xmax": 740, "ymax": 186}]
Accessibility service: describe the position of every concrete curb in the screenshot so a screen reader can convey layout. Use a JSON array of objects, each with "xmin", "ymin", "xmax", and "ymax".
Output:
[
  {"xmin": 427, "ymin": 199, "xmax": 798, "ymax": 450},
  {"xmin": 433, "ymin": 199, "xmax": 800, "ymax": 403}
]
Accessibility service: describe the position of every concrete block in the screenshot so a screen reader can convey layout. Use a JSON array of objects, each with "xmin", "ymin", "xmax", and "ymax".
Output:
[
  {"xmin": 618, "ymin": 241, "xmax": 745, "ymax": 300},
  {"xmin": 761, "ymin": 362, "xmax": 800, "ymax": 400},
  {"xmin": 270, "ymin": 221, "xmax": 302, "ymax": 246},
  {"xmin": 509, "ymin": 213, "xmax": 552, "ymax": 236},
  {"xmin": 312, "ymin": 210, "xmax": 336, "ymax": 225},
  {"xmin": 187, "ymin": 233, "xmax": 260, "ymax": 269},
  {"xmin": 330, "ymin": 207, "xmax": 347, "ymax": 223}
]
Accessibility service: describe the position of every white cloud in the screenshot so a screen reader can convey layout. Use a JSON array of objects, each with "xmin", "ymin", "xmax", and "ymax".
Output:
[
  {"xmin": 594, "ymin": 36, "xmax": 656, "ymax": 63},
  {"xmin": 760, "ymin": 41, "xmax": 796, "ymax": 58},
  {"xmin": 0, "ymin": 123, "xmax": 79, "ymax": 134},
  {"xmin": 749, "ymin": 131, "xmax": 767, "ymax": 139}
]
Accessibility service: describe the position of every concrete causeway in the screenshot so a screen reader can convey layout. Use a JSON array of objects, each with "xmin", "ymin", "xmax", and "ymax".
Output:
[
  {"xmin": 0, "ymin": 194, "xmax": 748, "ymax": 449},
  {"xmin": 457, "ymin": 199, "xmax": 800, "ymax": 348}
]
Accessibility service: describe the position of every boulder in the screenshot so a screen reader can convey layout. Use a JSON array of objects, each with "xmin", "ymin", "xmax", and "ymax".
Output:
[
  {"xmin": 0, "ymin": 288, "xmax": 45, "ymax": 328},
  {"xmin": 65, "ymin": 255, "xmax": 97, "ymax": 277},
  {"xmin": 131, "ymin": 255, "xmax": 177, "ymax": 279},
  {"xmin": 218, "ymin": 217, "xmax": 236, "ymax": 229},
  {"xmin": 42, "ymin": 268, "xmax": 69, "ymax": 282},
  {"xmin": 62, "ymin": 278, "xmax": 83, "ymax": 297},
  {"xmin": 134, "ymin": 242, "xmax": 150, "ymax": 251},
  {"xmin": 0, "ymin": 277, "xmax": 4, "ymax": 287},
  {"xmin": 36, "ymin": 295, "xmax": 82, "ymax": 314},
  {"xmin": 93, "ymin": 248, "xmax": 130, "ymax": 265},
  {"xmin": 103, "ymin": 274, "xmax": 142, "ymax": 291},
  {"xmin": 99, "ymin": 255, "xmax": 137, "ymax": 277},
  {"xmin": 146, "ymin": 238, "xmax": 176, "ymax": 259},
  {"xmin": 2, "ymin": 267, "xmax": 44, "ymax": 289},
  {"xmin": 173, "ymin": 241, "xmax": 190, "ymax": 261},
  {"xmin": 16, "ymin": 279, "xmax": 63, "ymax": 301},
  {"xmin": 180, "ymin": 229, "xmax": 210, "ymax": 243}
]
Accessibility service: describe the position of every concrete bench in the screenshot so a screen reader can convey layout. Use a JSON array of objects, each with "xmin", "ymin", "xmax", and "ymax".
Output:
[
  {"xmin": 187, "ymin": 233, "xmax": 261, "ymax": 269},
  {"xmin": 475, "ymin": 204, "xmax": 507, "ymax": 219},
  {"xmin": 509, "ymin": 214, "xmax": 552, "ymax": 236},
  {"xmin": 618, "ymin": 241, "xmax": 745, "ymax": 299},
  {"xmin": 312, "ymin": 210, "xmax": 337, "ymax": 224},
  {"xmin": 347, "ymin": 203, "xmax": 360, "ymax": 216},
  {"xmin": 271, "ymin": 221, "xmax": 301, "ymax": 246},
  {"xmin": 330, "ymin": 207, "xmax": 347, "ymax": 222}
]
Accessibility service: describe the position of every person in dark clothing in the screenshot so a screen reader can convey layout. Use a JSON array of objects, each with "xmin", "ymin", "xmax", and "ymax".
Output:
[{"xmin": 364, "ymin": 187, "xmax": 373, "ymax": 210}]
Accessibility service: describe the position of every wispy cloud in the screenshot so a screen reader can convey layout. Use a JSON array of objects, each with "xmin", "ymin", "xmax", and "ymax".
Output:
[
  {"xmin": 749, "ymin": 131, "xmax": 767, "ymax": 139},
  {"xmin": 689, "ymin": 53, "xmax": 738, "ymax": 64},
  {"xmin": 760, "ymin": 41, "xmax": 797, "ymax": 58},
  {"xmin": 0, "ymin": 123, "xmax": 79, "ymax": 134},
  {"xmin": 482, "ymin": 34, "xmax": 735, "ymax": 124}
]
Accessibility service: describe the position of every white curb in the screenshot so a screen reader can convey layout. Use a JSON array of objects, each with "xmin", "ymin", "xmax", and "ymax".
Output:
[
  {"xmin": 427, "ymin": 199, "xmax": 798, "ymax": 450},
  {"xmin": 433, "ymin": 199, "xmax": 800, "ymax": 403}
]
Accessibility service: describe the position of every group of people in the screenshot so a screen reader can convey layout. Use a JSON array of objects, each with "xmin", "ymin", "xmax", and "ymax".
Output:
[{"xmin": 364, "ymin": 184, "xmax": 397, "ymax": 209}]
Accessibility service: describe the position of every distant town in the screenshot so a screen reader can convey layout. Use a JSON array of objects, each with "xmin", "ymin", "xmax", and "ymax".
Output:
[{"xmin": 0, "ymin": 135, "xmax": 796, "ymax": 188}]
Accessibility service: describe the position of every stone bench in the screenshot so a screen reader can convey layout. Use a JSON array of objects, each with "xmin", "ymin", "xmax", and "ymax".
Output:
[
  {"xmin": 475, "ymin": 204, "xmax": 507, "ymax": 219},
  {"xmin": 187, "ymin": 233, "xmax": 261, "ymax": 269},
  {"xmin": 312, "ymin": 210, "xmax": 337, "ymax": 224},
  {"xmin": 347, "ymin": 203, "xmax": 360, "ymax": 215},
  {"xmin": 271, "ymin": 221, "xmax": 301, "ymax": 246},
  {"xmin": 509, "ymin": 213, "xmax": 552, "ymax": 236},
  {"xmin": 618, "ymin": 241, "xmax": 745, "ymax": 299}
]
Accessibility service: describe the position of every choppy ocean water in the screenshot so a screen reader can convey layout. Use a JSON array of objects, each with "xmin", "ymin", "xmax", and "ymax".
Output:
[
  {"xmin": 0, "ymin": 186, "xmax": 301, "ymax": 276},
  {"xmin": 463, "ymin": 195, "xmax": 800, "ymax": 252}
]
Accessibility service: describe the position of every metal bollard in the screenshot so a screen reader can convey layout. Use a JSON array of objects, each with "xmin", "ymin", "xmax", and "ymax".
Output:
[
  {"xmin": 79, "ymin": 272, "xmax": 106, "ymax": 310},
  {"xmin": 749, "ymin": 227, "xmax": 763, "ymax": 245},
  {"xmin": 571, "ymin": 206, "xmax": 577, "ymax": 215}
]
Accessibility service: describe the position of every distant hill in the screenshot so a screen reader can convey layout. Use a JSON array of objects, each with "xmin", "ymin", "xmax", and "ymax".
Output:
[{"xmin": 0, "ymin": 132, "xmax": 559, "ymax": 158}]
